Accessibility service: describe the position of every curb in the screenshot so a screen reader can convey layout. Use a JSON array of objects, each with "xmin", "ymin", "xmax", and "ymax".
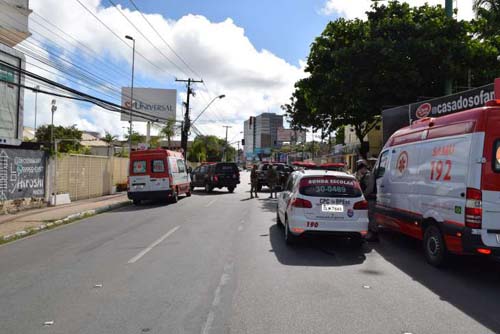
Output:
[{"xmin": 1, "ymin": 200, "xmax": 131, "ymax": 243}]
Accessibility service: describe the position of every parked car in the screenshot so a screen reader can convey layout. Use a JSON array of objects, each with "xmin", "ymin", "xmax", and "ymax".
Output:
[
  {"xmin": 190, "ymin": 162, "xmax": 240, "ymax": 193},
  {"xmin": 277, "ymin": 170, "xmax": 369, "ymax": 246},
  {"xmin": 128, "ymin": 149, "xmax": 191, "ymax": 205},
  {"xmin": 256, "ymin": 163, "xmax": 294, "ymax": 191},
  {"xmin": 374, "ymin": 99, "xmax": 500, "ymax": 266}
]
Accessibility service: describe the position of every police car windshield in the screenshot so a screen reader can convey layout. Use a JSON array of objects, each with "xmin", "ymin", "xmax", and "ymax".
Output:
[{"xmin": 299, "ymin": 177, "xmax": 362, "ymax": 198}]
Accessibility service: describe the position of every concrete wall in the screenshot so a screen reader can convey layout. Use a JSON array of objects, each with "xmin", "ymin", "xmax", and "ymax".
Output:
[{"xmin": 53, "ymin": 154, "xmax": 128, "ymax": 201}]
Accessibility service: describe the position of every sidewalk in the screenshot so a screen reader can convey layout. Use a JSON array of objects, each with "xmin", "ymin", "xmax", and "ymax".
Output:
[{"xmin": 0, "ymin": 193, "xmax": 130, "ymax": 239}]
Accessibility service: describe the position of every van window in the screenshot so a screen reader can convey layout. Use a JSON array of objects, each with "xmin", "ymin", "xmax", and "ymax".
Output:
[
  {"xmin": 177, "ymin": 159, "xmax": 186, "ymax": 173},
  {"xmin": 132, "ymin": 160, "xmax": 147, "ymax": 174},
  {"xmin": 376, "ymin": 151, "xmax": 389, "ymax": 179},
  {"xmin": 494, "ymin": 139, "xmax": 500, "ymax": 172},
  {"xmin": 299, "ymin": 177, "xmax": 362, "ymax": 198},
  {"xmin": 152, "ymin": 160, "xmax": 165, "ymax": 173}
]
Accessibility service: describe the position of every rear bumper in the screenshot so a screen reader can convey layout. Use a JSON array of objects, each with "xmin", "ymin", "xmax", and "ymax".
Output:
[
  {"xmin": 214, "ymin": 180, "xmax": 240, "ymax": 187},
  {"xmin": 461, "ymin": 229, "xmax": 500, "ymax": 256},
  {"xmin": 127, "ymin": 190, "xmax": 173, "ymax": 201},
  {"xmin": 288, "ymin": 215, "xmax": 369, "ymax": 236}
]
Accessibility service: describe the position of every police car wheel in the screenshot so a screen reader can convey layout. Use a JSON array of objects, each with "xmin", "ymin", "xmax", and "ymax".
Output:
[
  {"xmin": 133, "ymin": 199, "xmax": 141, "ymax": 206},
  {"xmin": 276, "ymin": 207, "xmax": 283, "ymax": 227},
  {"xmin": 228, "ymin": 187, "xmax": 235, "ymax": 193},
  {"xmin": 284, "ymin": 218, "xmax": 297, "ymax": 245},
  {"xmin": 424, "ymin": 225, "xmax": 447, "ymax": 267}
]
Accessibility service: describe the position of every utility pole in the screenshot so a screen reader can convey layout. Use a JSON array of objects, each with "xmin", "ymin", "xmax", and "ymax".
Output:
[
  {"xmin": 223, "ymin": 125, "xmax": 232, "ymax": 162},
  {"xmin": 176, "ymin": 78, "xmax": 203, "ymax": 157},
  {"xmin": 444, "ymin": 0, "xmax": 453, "ymax": 95},
  {"xmin": 125, "ymin": 35, "xmax": 136, "ymax": 154}
]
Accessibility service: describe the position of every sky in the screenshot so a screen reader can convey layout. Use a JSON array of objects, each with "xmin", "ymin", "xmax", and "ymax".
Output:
[{"xmin": 17, "ymin": 0, "xmax": 475, "ymax": 145}]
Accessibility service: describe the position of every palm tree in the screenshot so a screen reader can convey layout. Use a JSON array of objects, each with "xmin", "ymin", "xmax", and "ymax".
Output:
[
  {"xmin": 102, "ymin": 132, "xmax": 117, "ymax": 156},
  {"xmin": 473, "ymin": 0, "xmax": 500, "ymax": 38},
  {"xmin": 158, "ymin": 119, "xmax": 176, "ymax": 148}
]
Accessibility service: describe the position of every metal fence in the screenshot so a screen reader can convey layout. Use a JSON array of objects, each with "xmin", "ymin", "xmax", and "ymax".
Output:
[{"xmin": 55, "ymin": 154, "xmax": 128, "ymax": 201}]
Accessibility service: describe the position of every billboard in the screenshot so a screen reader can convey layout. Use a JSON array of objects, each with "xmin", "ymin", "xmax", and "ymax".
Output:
[
  {"xmin": 382, "ymin": 83, "xmax": 495, "ymax": 143},
  {"xmin": 121, "ymin": 87, "xmax": 176, "ymax": 122},
  {"xmin": 0, "ymin": 45, "xmax": 24, "ymax": 146},
  {"xmin": 0, "ymin": 148, "xmax": 46, "ymax": 201}
]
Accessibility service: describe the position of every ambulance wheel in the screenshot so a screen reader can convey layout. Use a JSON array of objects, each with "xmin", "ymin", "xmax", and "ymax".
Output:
[
  {"xmin": 186, "ymin": 191, "xmax": 191, "ymax": 197},
  {"xmin": 171, "ymin": 189, "xmax": 179, "ymax": 203},
  {"xmin": 133, "ymin": 199, "xmax": 141, "ymax": 206},
  {"xmin": 423, "ymin": 224, "xmax": 447, "ymax": 267}
]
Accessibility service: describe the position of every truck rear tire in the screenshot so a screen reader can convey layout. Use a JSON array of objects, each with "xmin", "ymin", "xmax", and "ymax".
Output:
[{"xmin": 423, "ymin": 224, "xmax": 447, "ymax": 267}]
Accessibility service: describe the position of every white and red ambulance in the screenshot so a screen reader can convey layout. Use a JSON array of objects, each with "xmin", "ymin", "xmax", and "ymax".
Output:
[
  {"xmin": 374, "ymin": 98, "xmax": 500, "ymax": 266},
  {"xmin": 128, "ymin": 149, "xmax": 191, "ymax": 205}
]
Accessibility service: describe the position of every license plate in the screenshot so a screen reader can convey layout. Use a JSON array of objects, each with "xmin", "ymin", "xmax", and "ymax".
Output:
[
  {"xmin": 496, "ymin": 234, "xmax": 500, "ymax": 244},
  {"xmin": 322, "ymin": 204, "xmax": 344, "ymax": 213}
]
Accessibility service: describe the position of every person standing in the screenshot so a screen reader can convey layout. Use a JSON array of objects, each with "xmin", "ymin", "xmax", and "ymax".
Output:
[
  {"xmin": 267, "ymin": 165, "xmax": 278, "ymax": 199},
  {"xmin": 250, "ymin": 165, "xmax": 259, "ymax": 198},
  {"xmin": 356, "ymin": 160, "xmax": 378, "ymax": 242}
]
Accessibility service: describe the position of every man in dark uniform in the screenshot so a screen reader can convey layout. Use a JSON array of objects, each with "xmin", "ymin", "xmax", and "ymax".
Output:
[
  {"xmin": 250, "ymin": 165, "xmax": 259, "ymax": 198},
  {"xmin": 356, "ymin": 160, "xmax": 378, "ymax": 242}
]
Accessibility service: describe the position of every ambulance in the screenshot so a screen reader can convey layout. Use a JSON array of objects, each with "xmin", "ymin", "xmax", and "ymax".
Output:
[
  {"xmin": 374, "ymin": 99, "xmax": 500, "ymax": 266},
  {"xmin": 128, "ymin": 149, "xmax": 191, "ymax": 205}
]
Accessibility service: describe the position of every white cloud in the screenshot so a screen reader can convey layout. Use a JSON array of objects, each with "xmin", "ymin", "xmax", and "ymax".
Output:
[
  {"xmin": 21, "ymin": 0, "xmax": 306, "ymax": 141},
  {"xmin": 321, "ymin": 0, "xmax": 475, "ymax": 21}
]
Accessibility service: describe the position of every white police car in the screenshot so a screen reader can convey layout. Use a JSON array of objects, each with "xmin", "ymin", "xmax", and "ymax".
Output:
[{"xmin": 276, "ymin": 170, "xmax": 369, "ymax": 246}]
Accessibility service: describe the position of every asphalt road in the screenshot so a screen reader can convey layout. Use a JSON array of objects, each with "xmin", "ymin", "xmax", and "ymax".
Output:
[{"xmin": 1, "ymin": 172, "xmax": 500, "ymax": 334}]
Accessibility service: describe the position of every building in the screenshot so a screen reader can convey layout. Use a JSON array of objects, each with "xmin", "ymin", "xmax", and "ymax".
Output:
[
  {"xmin": 342, "ymin": 122, "xmax": 383, "ymax": 172},
  {"xmin": 0, "ymin": 0, "xmax": 31, "ymax": 146},
  {"xmin": 243, "ymin": 113, "xmax": 284, "ymax": 161}
]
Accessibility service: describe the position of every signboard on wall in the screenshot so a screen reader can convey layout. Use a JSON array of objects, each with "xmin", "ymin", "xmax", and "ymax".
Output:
[
  {"xmin": 0, "ymin": 148, "xmax": 46, "ymax": 201},
  {"xmin": 121, "ymin": 87, "xmax": 177, "ymax": 122},
  {"xmin": 382, "ymin": 83, "xmax": 495, "ymax": 144}
]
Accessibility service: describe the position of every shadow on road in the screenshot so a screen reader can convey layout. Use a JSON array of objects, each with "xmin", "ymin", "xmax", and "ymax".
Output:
[
  {"xmin": 191, "ymin": 189, "xmax": 234, "ymax": 196},
  {"xmin": 268, "ymin": 224, "xmax": 369, "ymax": 267},
  {"xmin": 373, "ymin": 230, "xmax": 500, "ymax": 333}
]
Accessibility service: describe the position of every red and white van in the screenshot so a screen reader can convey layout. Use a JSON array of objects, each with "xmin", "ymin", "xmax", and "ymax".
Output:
[
  {"xmin": 128, "ymin": 149, "xmax": 191, "ymax": 205},
  {"xmin": 374, "ymin": 99, "xmax": 500, "ymax": 266}
]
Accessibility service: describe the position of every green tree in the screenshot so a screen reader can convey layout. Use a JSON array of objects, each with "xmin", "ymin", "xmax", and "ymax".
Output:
[
  {"xmin": 335, "ymin": 126, "xmax": 345, "ymax": 145},
  {"xmin": 102, "ymin": 132, "xmax": 117, "ymax": 156},
  {"xmin": 158, "ymin": 119, "xmax": 176, "ymax": 148},
  {"xmin": 285, "ymin": 1, "xmax": 500, "ymax": 158},
  {"xmin": 35, "ymin": 124, "xmax": 82, "ymax": 154},
  {"xmin": 474, "ymin": 0, "xmax": 500, "ymax": 39},
  {"xmin": 124, "ymin": 130, "xmax": 145, "ymax": 146}
]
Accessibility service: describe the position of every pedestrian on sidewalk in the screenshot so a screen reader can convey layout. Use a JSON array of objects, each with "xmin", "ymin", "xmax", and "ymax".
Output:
[
  {"xmin": 250, "ymin": 165, "xmax": 259, "ymax": 198},
  {"xmin": 356, "ymin": 160, "xmax": 378, "ymax": 242},
  {"xmin": 267, "ymin": 165, "xmax": 278, "ymax": 199}
]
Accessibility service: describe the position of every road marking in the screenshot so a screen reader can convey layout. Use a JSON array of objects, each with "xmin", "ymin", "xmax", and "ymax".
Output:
[
  {"xmin": 201, "ymin": 262, "xmax": 233, "ymax": 334},
  {"xmin": 127, "ymin": 226, "xmax": 180, "ymax": 264},
  {"xmin": 204, "ymin": 199, "xmax": 217, "ymax": 208}
]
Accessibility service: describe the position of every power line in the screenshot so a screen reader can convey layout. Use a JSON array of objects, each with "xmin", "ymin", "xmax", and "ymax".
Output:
[
  {"xmin": 73, "ymin": 0, "xmax": 167, "ymax": 75},
  {"xmin": 127, "ymin": 0, "xmax": 203, "ymax": 79},
  {"xmin": 0, "ymin": 59, "xmax": 170, "ymax": 122},
  {"xmin": 106, "ymin": 0, "xmax": 191, "ymax": 77}
]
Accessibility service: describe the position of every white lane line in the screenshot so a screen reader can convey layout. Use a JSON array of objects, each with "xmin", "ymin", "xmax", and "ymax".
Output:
[
  {"xmin": 204, "ymin": 199, "xmax": 217, "ymax": 208},
  {"xmin": 201, "ymin": 262, "xmax": 233, "ymax": 334},
  {"xmin": 127, "ymin": 226, "xmax": 180, "ymax": 264}
]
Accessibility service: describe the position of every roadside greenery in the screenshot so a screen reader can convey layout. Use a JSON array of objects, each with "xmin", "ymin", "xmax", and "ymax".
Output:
[{"xmin": 284, "ymin": 1, "xmax": 500, "ymax": 158}]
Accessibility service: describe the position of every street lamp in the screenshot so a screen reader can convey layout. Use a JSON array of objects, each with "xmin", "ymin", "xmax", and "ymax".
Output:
[
  {"xmin": 125, "ymin": 35, "xmax": 136, "ymax": 154},
  {"xmin": 34, "ymin": 85, "xmax": 40, "ymax": 133},
  {"xmin": 51, "ymin": 99, "xmax": 57, "ymax": 152},
  {"xmin": 190, "ymin": 94, "xmax": 226, "ymax": 127}
]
